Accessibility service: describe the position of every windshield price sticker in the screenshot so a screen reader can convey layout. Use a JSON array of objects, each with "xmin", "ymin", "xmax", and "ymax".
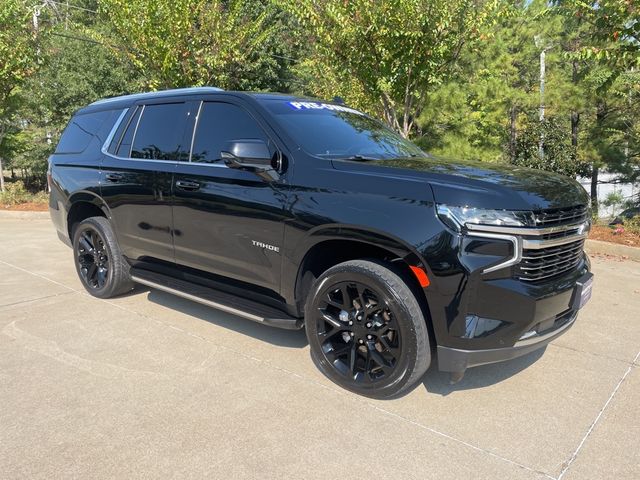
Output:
[{"xmin": 287, "ymin": 101, "xmax": 364, "ymax": 115}]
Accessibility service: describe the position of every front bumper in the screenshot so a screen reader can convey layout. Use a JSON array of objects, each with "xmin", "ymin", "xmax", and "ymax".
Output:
[{"xmin": 437, "ymin": 310, "xmax": 576, "ymax": 372}]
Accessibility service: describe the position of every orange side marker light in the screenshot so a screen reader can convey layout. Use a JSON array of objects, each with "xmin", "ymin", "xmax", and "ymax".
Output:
[{"xmin": 410, "ymin": 265, "xmax": 430, "ymax": 288}]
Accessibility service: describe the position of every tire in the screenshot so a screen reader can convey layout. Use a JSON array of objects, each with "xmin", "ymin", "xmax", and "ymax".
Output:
[
  {"xmin": 72, "ymin": 216, "xmax": 134, "ymax": 299},
  {"xmin": 305, "ymin": 259, "xmax": 431, "ymax": 399}
]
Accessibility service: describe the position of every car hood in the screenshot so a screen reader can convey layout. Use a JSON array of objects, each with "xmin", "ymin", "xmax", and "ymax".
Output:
[{"xmin": 332, "ymin": 156, "xmax": 589, "ymax": 211}]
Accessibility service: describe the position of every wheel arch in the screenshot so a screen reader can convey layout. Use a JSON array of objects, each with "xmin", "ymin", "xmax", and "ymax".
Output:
[
  {"xmin": 66, "ymin": 192, "xmax": 112, "ymax": 240},
  {"xmin": 290, "ymin": 226, "xmax": 434, "ymax": 332}
]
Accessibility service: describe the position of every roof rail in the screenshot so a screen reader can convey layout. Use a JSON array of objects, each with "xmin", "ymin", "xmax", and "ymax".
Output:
[{"xmin": 90, "ymin": 87, "xmax": 224, "ymax": 106}]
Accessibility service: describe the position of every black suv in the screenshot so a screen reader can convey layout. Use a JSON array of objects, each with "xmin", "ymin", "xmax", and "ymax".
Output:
[{"xmin": 49, "ymin": 87, "xmax": 593, "ymax": 398}]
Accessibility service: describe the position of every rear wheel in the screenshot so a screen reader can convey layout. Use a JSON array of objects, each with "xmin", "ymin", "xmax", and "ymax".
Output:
[
  {"xmin": 305, "ymin": 259, "xmax": 430, "ymax": 399},
  {"xmin": 72, "ymin": 216, "xmax": 133, "ymax": 298}
]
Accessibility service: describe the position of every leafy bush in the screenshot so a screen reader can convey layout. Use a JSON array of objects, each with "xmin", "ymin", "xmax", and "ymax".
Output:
[
  {"xmin": 0, "ymin": 180, "xmax": 48, "ymax": 206},
  {"xmin": 0, "ymin": 181, "xmax": 30, "ymax": 205},
  {"xmin": 623, "ymin": 216, "xmax": 640, "ymax": 235}
]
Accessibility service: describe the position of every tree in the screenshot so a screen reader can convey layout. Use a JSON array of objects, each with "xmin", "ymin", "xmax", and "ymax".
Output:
[
  {"xmin": 416, "ymin": 1, "xmax": 546, "ymax": 161},
  {"xmin": 277, "ymin": 0, "xmax": 500, "ymax": 138},
  {"xmin": 98, "ymin": 0, "xmax": 288, "ymax": 91},
  {"xmin": 0, "ymin": 0, "xmax": 39, "ymax": 191},
  {"xmin": 557, "ymin": 0, "xmax": 639, "ymax": 73},
  {"xmin": 512, "ymin": 116, "xmax": 589, "ymax": 177}
]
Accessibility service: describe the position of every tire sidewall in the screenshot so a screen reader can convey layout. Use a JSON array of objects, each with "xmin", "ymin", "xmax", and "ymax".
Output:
[
  {"xmin": 305, "ymin": 264, "xmax": 422, "ymax": 398},
  {"xmin": 72, "ymin": 218, "xmax": 117, "ymax": 298}
]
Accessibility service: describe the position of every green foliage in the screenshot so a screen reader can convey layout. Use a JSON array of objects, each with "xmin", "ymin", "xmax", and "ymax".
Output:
[
  {"xmin": 622, "ymin": 215, "xmax": 640, "ymax": 235},
  {"xmin": 417, "ymin": 1, "xmax": 551, "ymax": 161},
  {"xmin": 602, "ymin": 191, "xmax": 625, "ymax": 216},
  {"xmin": 556, "ymin": 1, "xmax": 639, "ymax": 72},
  {"xmin": 0, "ymin": 180, "xmax": 47, "ymax": 205},
  {"xmin": 0, "ymin": 0, "xmax": 38, "ymax": 103},
  {"xmin": 0, "ymin": 0, "xmax": 41, "ymax": 191},
  {"xmin": 512, "ymin": 117, "xmax": 589, "ymax": 178},
  {"xmin": 0, "ymin": 0, "xmax": 639, "ymax": 204},
  {"xmin": 98, "ymin": 0, "xmax": 290, "ymax": 91},
  {"xmin": 276, "ymin": 0, "xmax": 500, "ymax": 137}
]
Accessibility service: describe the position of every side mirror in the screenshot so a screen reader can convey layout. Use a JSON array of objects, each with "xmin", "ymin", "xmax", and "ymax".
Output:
[{"xmin": 221, "ymin": 140, "xmax": 273, "ymax": 171}]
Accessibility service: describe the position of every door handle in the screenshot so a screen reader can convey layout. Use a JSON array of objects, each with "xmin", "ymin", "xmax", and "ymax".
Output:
[
  {"xmin": 104, "ymin": 173, "xmax": 123, "ymax": 182},
  {"xmin": 175, "ymin": 180, "xmax": 200, "ymax": 191}
]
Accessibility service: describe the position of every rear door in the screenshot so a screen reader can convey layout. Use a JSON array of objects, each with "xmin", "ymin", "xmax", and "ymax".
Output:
[
  {"xmin": 101, "ymin": 101, "xmax": 191, "ymax": 264},
  {"xmin": 172, "ymin": 99, "xmax": 289, "ymax": 292}
]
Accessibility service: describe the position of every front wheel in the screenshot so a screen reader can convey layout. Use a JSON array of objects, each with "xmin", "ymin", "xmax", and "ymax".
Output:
[{"xmin": 305, "ymin": 259, "xmax": 431, "ymax": 399}]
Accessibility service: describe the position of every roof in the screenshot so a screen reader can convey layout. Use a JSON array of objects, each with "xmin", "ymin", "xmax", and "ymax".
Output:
[
  {"xmin": 77, "ymin": 87, "xmax": 324, "ymax": 116},
  {"xmin": 89, "ymin": 87, "xmax": 224, "ymax": 106}
]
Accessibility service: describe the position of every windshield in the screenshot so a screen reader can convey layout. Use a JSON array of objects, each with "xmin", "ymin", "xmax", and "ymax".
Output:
[{"xmin": 262, "ymin": 100, "xmax": 426, "ymax": 160}]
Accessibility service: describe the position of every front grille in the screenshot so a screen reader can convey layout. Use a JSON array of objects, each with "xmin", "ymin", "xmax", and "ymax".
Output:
[
  {"xmin": 540, "ymin": 227, "xmax": 582, "ymax": 241},
  {"xmin": 533, "ymin": 205, "xmax": 588, "ymax": 227},
  {"xmin": 517, "ymin": 239, "xmax": 585, "ymax": 282}
]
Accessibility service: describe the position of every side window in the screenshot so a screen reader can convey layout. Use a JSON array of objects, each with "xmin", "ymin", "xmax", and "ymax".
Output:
[
  {"xmin": 191, "ymin": 102, "xmax": 269, "ymax": 164},
  {"xmin": 55, "ymin": 110, "xmax": 111, "ymax": 154},
  {"xmin": 131, "ymin": 103, "xmax": 188, "ymax": 160},
  {"xmin": 112, "ymin": 107, "xmax": 141, "ymax": 157}
]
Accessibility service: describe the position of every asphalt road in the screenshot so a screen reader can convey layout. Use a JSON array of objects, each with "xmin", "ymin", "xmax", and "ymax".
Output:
[{"xmin": 1, "ymin": 217, "xmax": 638, "ymax": 479}]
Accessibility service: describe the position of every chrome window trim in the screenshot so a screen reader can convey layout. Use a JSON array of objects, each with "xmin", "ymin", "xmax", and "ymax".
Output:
[
  {"xmin": 188, "ymin": 101, "xmax": 203, "ymax": 162},
  {"xmin": 183, "ymin": 101, "xmax": 228, "ymax": 168},
  {"xmin": 100, "ymin": 104, "xmax": 223, "ymax": 166},
  {"xmin": 467, "ymin": 231, "xmax": 523, "ymax": 274},
  {"xmin": 100, "ymin": 108, "xmax": 129, "ymax": 155},
  {"xmin": 129, "ymin": 104, "xmax": 145, "ymax": 158}
]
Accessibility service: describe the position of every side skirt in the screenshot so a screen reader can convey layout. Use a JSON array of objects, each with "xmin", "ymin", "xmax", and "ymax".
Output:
[{"xmin": 130, "ymin": 268, "xmax": 303, "ymax": 330}]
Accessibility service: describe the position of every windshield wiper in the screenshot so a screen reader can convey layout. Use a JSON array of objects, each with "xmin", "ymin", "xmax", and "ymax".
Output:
[{"xmin": 339, "ymin": 155, "xmax": 381, "ymax": 162}]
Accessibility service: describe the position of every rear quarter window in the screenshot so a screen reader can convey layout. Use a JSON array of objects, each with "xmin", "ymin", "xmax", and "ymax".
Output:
[{"xmin": 55, "ymin": 110, "xmax": 111, "ymax": 154}]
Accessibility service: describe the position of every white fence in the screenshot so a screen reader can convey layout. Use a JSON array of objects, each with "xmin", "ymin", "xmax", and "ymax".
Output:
[{"xmin": 578, "ymin": 173, "xmax": 638, "ymax": 218}]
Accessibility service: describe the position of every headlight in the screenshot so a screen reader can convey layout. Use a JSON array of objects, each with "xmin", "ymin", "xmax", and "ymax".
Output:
[{"xmin": 437, "ymin": 204, "xmax": 535, "ymax": 230}]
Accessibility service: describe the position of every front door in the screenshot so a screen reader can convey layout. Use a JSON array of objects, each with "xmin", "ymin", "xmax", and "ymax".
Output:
[{"xmin": 172, "ymin": 100, "xmax": 289, "ymax": 293}]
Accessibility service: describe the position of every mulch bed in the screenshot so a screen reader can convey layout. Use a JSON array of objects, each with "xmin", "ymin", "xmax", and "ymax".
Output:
[
  {"xmin": 0, "ymin": 202, "xmax": 49, "ymax": 212},
  {"xmin": 590, "ymin": 224, "xmax": 640, "ymax": 248}
]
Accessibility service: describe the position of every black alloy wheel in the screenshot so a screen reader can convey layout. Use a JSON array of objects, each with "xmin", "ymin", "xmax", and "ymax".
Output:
[
  {"xmin": 305, "ymin": 259, "xmax": 431, "ymax": 399},
  {"xmin": 72, "ymin": 216, "xmax": 133, "ymax": 299},
  {"xmin": 317, "ymin": 281, "xmax": 401, "ymax": 383},
  {"xmin": 76, "ymin": 227, "xmax": 109, "ymax": 290}
]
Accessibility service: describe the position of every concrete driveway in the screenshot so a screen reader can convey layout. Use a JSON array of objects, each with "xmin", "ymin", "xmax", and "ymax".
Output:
[{"xmin": 1, "ymin": 216, "xmax": 638, "ymax": 479}]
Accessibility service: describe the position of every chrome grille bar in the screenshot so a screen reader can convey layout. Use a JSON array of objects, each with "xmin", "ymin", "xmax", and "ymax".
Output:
[{"xmin": 467, "ymin": 204, "xmax": 589, "ymax": 281}]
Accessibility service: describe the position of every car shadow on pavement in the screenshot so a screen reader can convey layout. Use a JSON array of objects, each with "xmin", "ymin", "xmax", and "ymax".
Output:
[
  {"xmin": 141, "ymin": 286, "xmax": 308, "ymax": 349},
  {"xmin": 421, "ymin": 347, "xmax": 546, "ymax": 396}
]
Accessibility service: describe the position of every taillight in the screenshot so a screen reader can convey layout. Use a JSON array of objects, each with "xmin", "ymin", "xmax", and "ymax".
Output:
[{"xmin": 47, "ymin": 161, "xmax": 52, "ymax": 192}]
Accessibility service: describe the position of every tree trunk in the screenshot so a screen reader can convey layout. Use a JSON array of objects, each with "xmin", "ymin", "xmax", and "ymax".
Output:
[
  {"xmin": 0, "ymin": 157, "xmax": 4, "ymax": 192},
  {"xmin": 509, "ymin": 105, "xmax": 518, "ymax": 162},
  {"xmin": 590, "ymin": 165, "xmax": 598, "ymax": 216},
  {"xmin": 0, "ymin": 126, "xmax": 5, "ymax": 192},
  {"xmin": 571, "ymin": 112, "xmax": 579, "ymax": 149},
  {"xmin": 570, "ymin": 60, "xmax": 580, "ymax": 160}
]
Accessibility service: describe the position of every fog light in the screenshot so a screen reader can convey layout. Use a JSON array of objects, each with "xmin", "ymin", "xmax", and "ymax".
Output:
[{"xmin": 462, "ymin": 315, "xmax": 505, "ymax": 338}]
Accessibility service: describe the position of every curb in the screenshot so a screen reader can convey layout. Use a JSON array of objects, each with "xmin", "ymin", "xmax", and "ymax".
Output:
[
  {"xmin": 585, "ymin": 239, "xmax": 640, "ymax": 262},
  {"xmin": 0, "ymin": 210, "xmax": 50, "ymax": 220}
]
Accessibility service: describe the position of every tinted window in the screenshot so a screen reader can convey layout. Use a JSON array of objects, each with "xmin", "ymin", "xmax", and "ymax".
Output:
[
  {"xmin": 191, "ymin": 102, "xmax": 269, "ymax": 163},
  {"xmin": 262, "ymin": 100, "xmax": 425, "ymax": 160},
  {"xmin": 55, "ymin": 110, "xmax": 111, "ymax": 154},
  {"xmin": 114, "ymin": 107, "xmax": 141, "ymax": 157},
  {"xmin": 131, "ymin": 103, "xmax": 188, "ymax": 160}
]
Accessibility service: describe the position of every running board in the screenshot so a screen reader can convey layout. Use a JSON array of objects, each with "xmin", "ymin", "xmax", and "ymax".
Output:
[{"xmin": 130, "ymin": 269, "xmax": 303, "ymax": 330}]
